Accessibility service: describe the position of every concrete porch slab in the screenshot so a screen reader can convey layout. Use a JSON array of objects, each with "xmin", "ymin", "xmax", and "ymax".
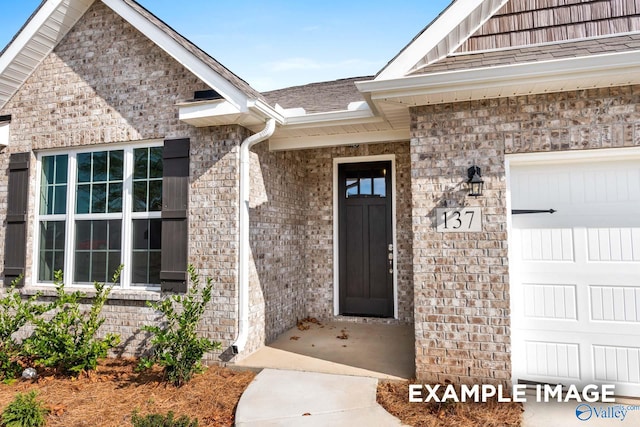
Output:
[{"xmin": 235, "ymin": 320, "xmax": 414, "ymax": 380}]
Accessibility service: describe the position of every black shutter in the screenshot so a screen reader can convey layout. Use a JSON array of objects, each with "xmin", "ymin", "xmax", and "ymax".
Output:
[
  {"xmin": 160, "ymin": 138, "xmax": 190, "ymax": 293},
  {"xmin": 4, "ymin": 152, "xmax": 30, "ymax": 285}
]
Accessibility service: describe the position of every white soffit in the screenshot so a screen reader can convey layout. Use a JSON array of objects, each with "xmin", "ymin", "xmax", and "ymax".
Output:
[
  {"xmin": 0, "ymin": 0, "xmax": 94, "ymax": 109},
  {"xmin": 377, "ymin": 0, "xmax": 508, "ymax": 80}
]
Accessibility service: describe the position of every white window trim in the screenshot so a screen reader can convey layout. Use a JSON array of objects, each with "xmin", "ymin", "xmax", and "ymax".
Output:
[{"xmin": 33, "ymin": 140, "xmax": 163, "ymax": 291}]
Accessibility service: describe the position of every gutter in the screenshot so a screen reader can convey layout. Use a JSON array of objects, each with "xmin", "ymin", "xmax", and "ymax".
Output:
[{"xmin": 231, "ymin": 118, "xmax": 276, "ymax": 355}]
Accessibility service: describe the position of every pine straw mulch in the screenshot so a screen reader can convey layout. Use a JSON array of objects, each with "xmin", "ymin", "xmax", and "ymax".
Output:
[
  {"xmin": 377, "ymin": 381, "xmax": 524, "ymax": 427},
  {"xmin": 0, "ymin": 358, "xmax": 255, "ymax": 427},
  {"xmin": 0, "ymin": 358, "xmax": 524, "ymax": 427}
]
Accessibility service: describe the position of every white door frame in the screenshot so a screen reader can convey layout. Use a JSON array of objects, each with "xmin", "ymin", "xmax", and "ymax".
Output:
[{"xmin": 332, "ymin": 154, "xmax": 398, "ymax": 318}]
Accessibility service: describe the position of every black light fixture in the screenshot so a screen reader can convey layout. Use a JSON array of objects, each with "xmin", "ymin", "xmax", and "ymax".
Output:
[{"xmin": 467, "ymin": 165, "xmax": 484, "ymax": 197}]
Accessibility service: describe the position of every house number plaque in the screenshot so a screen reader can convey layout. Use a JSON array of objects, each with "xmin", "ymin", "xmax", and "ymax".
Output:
[{"xmin": 436, "ymin": 208, "xmax": 482, "ymax": 232}]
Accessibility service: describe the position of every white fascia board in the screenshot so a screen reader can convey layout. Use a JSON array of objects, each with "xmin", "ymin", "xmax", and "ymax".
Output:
[
  {"xmin": 177, "ymin": 98, "xmax": 283, "ymax": 127},
  {"xmin": 359, "ymin": 50, "xmax": 640, "ymax": 101},
  {"xmin": 269, "ymin": 129, "xmax": 409, "ymax": 151},
  {"xmin": 178, "ymin": 99, "xmax": 241, "ymax": 121},
  {"xmin": 376, "ymin": 0, "xmax": 489, "ymax": 81},
  {"xmin": 101, "ymin": 0, "xmax": 250, "ymax": 111}
]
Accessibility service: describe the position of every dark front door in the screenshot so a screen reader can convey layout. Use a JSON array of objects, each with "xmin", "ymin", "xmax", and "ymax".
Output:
[{"xmin": 338, "ymin": 161, "xmax": 393, "ymax": 317}]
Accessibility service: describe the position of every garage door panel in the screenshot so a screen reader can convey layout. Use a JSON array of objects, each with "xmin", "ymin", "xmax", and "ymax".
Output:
[
  {"xmin": 517, "ymin": 228, "xmax": 574, "ymax": 261},
  {"xmin": 523, "ymin": 283, "xmax": 577, "ymax": 320},
  {"xmin": 593, "ymin": 345, "xmax": 640, "ymax": 385},
  {"xmin": 510, "ymin": 157, "xmax": 640, "ymax": 397},
  {"xmin": 590, "ymin": 285, "xmax": 640, "ymax": 323},
  {"xmin": 525, "ymin": 340, "xmax": 581, "ymax": 380},
  {"xmin": 587, "ymin": 227, "xmax": 640, "ymax": 261},
  {"xmin": 516, "ymin": 333, "xmax": 640, "ymax": 389}
]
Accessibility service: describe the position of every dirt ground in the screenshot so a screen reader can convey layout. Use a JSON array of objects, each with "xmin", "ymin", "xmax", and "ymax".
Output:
[{"xmin": 0, "ymin": 359, "xmax": 523, "ymax": 426}]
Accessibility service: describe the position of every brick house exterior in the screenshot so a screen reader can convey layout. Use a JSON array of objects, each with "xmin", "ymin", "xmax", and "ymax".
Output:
[{"xmin": 1, "ymin": 0, "xmax": 640, "ymax": 394}]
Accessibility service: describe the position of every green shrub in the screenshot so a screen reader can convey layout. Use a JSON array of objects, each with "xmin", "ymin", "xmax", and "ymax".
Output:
[
  {"xmin": 139, "ymin": 265, "xmax": 221, "ymax": 386},
  {"xmin": 131, "ymin": 411, "xmax": 198, "ymax": 427},
  {"xmin": 23, "ymin": 269, "xmax": 121, "ymax": 374},
  {"xmin": 0, "ymin": 350, "xmax": 22, "ymax": 383},
  {"xmin": 0, "ymin": 276, "xmax": 48, "ymax": 381},
  {"xmin": 0, "ymin": 276, "xmax": 48, "ymax": 347},
  {"xmin": 1, "ymin": 391, "xmax": 48, "ymax": 427}
]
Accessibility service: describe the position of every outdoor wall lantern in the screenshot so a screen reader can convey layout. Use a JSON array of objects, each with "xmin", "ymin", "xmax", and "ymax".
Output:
[{"xmin": 467, "ymin": 165, "xmax": 484, "ymax": 197}]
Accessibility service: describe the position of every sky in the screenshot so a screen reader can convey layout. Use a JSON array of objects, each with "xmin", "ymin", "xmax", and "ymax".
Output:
[{"xmin": 0, "ymin": 0, "xmax": 451, "ymax": 91}]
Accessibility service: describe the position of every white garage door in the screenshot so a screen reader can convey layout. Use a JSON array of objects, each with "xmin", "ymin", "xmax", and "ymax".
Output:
[{"xmin": 509, "ymin": 154, "xmax": 640, "ymax": 397}]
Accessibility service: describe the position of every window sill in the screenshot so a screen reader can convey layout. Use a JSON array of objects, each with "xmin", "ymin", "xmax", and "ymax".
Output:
[{"xmin": 20, "ymin": 286, "xmax": 162, "ymax": 302}]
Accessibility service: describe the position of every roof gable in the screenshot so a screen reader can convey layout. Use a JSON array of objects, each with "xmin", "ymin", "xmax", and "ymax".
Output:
[
  {"xmin": 0, "ymin": 0, "xmax": 262, "ymax": 111},
  {"xmin": 378, "ymin": 0, "xmax": 640, "ymax": 80}
]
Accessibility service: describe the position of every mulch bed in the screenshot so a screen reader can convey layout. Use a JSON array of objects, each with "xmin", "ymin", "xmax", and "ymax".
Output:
[
  {"xmin": 0, "ymin": 359, "xmax": 524, "ymax": 427},
  {"xmin": 0, "ymin": 359, "xmax": 255, "ymax": 427},
  {"xmin": 377, "ymin": 381, "xmax": 524, "ymax": 427}
]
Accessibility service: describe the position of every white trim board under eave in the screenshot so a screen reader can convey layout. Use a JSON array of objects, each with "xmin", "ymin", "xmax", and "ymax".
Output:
[
  {"xmin": 101, "ymin": 0, "xmax": 250, "ymax": 112},
  {"xmin": 332, "ymin": 154, "xmax": 398, "ymax": 319}
]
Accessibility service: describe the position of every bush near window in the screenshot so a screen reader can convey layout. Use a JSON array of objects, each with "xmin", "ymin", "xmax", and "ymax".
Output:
[
  {"xmin": 1, "ymin": 391, "xmax": 48, "ymax": 427},
  {"xmin": 22, "ymin": 269, "xmax": 121, "ymax": 375},
  {"xmin": 138, "ymin": 265, "xmax": 221, "ymax": 386}
]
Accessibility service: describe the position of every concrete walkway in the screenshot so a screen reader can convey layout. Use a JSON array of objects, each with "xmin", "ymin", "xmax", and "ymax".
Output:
[{"xmin": 235, "ymin": 369, "xmax": 405, "ymax": 426}]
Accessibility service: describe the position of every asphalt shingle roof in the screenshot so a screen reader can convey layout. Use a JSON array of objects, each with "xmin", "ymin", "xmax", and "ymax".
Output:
[
  {"xmin": 262, "ymin": 76, "xmax": 372, "ymax": 113},
  {"xmin": 413, "ymin": 32, "xmax": 640, "ymax": 75}
]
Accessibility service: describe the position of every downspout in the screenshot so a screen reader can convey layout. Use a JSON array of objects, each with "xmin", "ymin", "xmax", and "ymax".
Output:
[{"xmin": 232, "ymin": 118, "xmax": 276, "ymax": 355}]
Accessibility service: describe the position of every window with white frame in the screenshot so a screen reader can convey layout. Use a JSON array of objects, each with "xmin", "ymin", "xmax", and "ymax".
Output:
[{"xmin": 37, "ymin": 143, "xmax": 163, "ymax": 289}]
